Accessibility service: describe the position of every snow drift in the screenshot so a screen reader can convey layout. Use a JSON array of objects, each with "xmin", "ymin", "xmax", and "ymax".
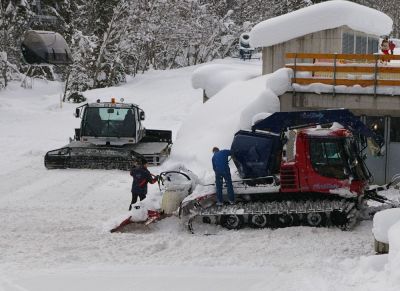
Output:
[
  {"xmin": 170, "ymin": 68, "xmax": 292, "ymax": 177},
  {"xmin": 372, "ymin": 208, "xmax": 400, "ymax": 243},
  {"xmin": 191, "ymin": 63, "xmax": 261, "ymax": 98}
]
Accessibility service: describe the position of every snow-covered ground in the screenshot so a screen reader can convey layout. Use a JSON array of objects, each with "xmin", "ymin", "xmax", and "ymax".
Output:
[{"xmin": 0, "ymin": 58, "xmax": 399, "ymax": 291}]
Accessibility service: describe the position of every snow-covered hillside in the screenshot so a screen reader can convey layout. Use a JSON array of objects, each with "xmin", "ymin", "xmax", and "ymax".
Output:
[{"xmin": 0, "ymin": 58, "xmax": 399, "ymax": 291}]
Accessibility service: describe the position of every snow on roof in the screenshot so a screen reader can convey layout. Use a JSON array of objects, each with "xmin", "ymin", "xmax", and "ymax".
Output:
[
  {"xmin": 192, "ymin": 63, "xmax": 261, "ymax": 98},
  {"xmin": 250, "ymin": 0, "xmax": 393, "ymax": 48}
]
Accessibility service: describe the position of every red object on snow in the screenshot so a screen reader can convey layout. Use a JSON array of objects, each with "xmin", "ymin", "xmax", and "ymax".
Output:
[
  {"xmin": 110, "ymin": 216, "xmax": 132, "ymax": 233},
  {"xmin": 110, "ymin": 210, "xmax": 163, "ymax": 233},
  {"xmin": 147, "ymin": 210, "xmax": 161, "ymax": 219}
]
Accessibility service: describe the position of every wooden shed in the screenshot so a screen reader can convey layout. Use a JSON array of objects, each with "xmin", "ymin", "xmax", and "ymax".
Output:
[
  {"xmin": 249, "ymin": 0, "xmax": 391, "ymax": 75},
  {"xmin": 259, "ymin": 26, "xmax": 380, "ymax": 74}
]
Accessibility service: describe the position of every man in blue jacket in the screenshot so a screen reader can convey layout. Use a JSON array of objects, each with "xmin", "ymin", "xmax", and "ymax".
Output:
[
  {"xmin": 212, "ymin": 147, "xmax": 235, "ymax": 205},
  {"xmin": 129, "ymin": 160, "xmax": 157, "ymax": 211}
]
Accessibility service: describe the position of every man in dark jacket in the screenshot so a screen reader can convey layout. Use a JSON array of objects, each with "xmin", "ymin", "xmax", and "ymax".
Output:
[
  {"xmin": 212, "ymin": 147, "xmax": 234, "ymax": 205},
  {"xmin": 129, "ymin": 161, "xmax": 157, "ymax": 211}
]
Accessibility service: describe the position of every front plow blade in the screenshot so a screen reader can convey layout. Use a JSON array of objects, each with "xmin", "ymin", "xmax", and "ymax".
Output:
[{"xmin": 44, "ymin": 146, "xmax": 143, "ymax": 170}]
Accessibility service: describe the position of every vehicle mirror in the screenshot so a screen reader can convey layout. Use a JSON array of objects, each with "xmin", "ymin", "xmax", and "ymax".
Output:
[
  {"xmin": 107, "ymin": 108, "xmax": 114, "ymax": 114},
  {"xmin": 140, "ymin": 111, "xmax": 145, "ymax": 121},
  {"xmin": 75, "ymin": 108, "xmax": 80, "ymax": 118}
]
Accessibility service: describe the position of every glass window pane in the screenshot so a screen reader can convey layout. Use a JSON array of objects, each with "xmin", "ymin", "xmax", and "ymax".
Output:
[
  {"xmin": 390, "ymin": 117, "xmax": 400, "ymax": 142},
  {"xmin": 310, "ymin": 139, "xmax": 347, "ymax": 179},
  {"xmin": 83, "ymin": 108, "xmax": 136, "ymax": 137},
  {"xmin": 98, "ymin": 108, "xmax": 131, "ymax": 121},
  {"xmin": 342, "ymin": 32, "xmax": 354, "ymax": 53},
  {"xmin": 356, "ymin": 35, "xmax": 367, "ymax": 54},
  {"xmin": 368, "ymin": 38, "xmax": 379, "ymax": 54}
]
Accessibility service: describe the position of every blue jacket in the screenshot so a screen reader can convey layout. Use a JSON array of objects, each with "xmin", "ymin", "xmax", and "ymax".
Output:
[
  {"xmin": 130, "ymin": 166, "xmax": 153, "ymax": 194},
  {"xmin": 212, "ymin": 149, "xmax": 231, "ymax": 174}
]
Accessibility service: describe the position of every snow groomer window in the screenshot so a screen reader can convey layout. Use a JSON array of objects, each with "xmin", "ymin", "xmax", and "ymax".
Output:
[{"xmin": 309, "ymin": 139, "xmax": 348, "ymax": 179}]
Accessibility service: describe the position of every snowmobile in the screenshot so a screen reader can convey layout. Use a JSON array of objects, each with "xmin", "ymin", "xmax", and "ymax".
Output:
[
  {"xmin": 110, "ymin": 167, "xmax": 197, "ymax": 233},
  {"xmin": 44, "ymin": 98, "xmax": 172, "ymax": 170},
  {"xmin": 178, "ymin": 109, "xmax": 400, "ymax": 233}
]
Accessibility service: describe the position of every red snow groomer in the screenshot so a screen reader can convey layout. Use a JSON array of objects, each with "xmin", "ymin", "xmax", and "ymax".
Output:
[{"xmin": 181, "ymin": 109, "xmax": 400, "ymax": 232}]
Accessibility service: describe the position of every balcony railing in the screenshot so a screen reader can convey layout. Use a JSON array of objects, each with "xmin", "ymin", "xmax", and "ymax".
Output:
[{"xmin": 285, "ymin": 53, "xmax": 400, "ymax": 95}]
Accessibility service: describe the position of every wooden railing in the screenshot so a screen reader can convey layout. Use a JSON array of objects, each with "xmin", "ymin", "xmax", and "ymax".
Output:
[{"xmin": 285, "ymin": 53, "xmax": 400, "ymax": 93}]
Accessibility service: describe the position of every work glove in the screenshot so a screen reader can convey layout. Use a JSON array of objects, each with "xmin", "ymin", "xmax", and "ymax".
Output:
[{"xmin": 152, "ymin": 175, "xmax": 159, "ymax": 183}]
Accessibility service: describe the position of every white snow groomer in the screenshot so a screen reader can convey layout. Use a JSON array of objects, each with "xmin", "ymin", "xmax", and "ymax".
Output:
[{"xmin": 45, "ymin": 98, "xmax": 172, "ymax": 170}]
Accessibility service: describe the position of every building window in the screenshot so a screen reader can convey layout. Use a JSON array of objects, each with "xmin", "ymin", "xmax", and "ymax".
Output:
[
  {"xmin": 356, "ymin": 35, "xmax": 367, "ymax": 54},
  {"xmin": 342, "ymin": 32, "xmax": 378, "ymax": 54},
  {"xmin": 368, "ymin": 38, "xmax": 379, "ymax": 53},
  {"xmin": 390, "ymin": 117, "xmax": 400, "ymax": 142},
  {"xmin": 342, "ymin": 32, "xmax": 354, "ymax": 53}
]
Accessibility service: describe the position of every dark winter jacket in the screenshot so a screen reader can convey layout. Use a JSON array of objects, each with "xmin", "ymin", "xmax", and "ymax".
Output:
[
  {"xmin": 130, "ymin": 166, "xmax": 154, "ymax": 195},
  {"xmin": 212, "ymin": 149, "xmax": 232, "ymax": 174}
]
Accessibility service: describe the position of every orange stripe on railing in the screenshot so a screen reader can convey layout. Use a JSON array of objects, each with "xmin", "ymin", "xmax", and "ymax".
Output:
[
  {"xmin": 286, "ymin": 53, "xmax": 400, "ymax": 88},
  {"xmin": 285, "ymin": 53, "xmax": 400, "ymax": 61},
  {"xmin": 293, "ymin": 78, "xmax": 400, "ymax": 87},
  {"xmin": 285, "ymin": 65, "xmax": 400, "ymax": 74}
]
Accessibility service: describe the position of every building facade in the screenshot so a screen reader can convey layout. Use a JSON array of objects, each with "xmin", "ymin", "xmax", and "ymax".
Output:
[{"xmin": 261, "ymin": 25, "xmax": 380, "ymax": 74}]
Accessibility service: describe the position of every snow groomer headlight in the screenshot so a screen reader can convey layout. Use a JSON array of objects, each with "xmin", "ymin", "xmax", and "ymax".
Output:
[{"xmin": 49, "ymin": 148, "xmax": 70, "ymax": 156}]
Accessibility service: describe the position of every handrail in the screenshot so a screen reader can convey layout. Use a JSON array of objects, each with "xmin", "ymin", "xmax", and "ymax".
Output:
[
  {"xmin": 285, "ymin": 53, "xmax": 400, "ymax": 90},
  {"xmin": 285, "ymin": 65, "xmax": 400, "ymax": 74},
  {"xmin": 293, "ymin": 78, "xmax": 400, "ymax": 87},
  {"xmin": 286, "ymin": 53, "xmax": 400, "ymax": 61}
]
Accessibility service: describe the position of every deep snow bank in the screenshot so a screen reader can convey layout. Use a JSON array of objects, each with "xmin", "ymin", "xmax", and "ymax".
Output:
[
  {"xmin": 169, "ymin": 68, "xmax": 292, "ymax": 177},
  {"xmin": 373, "ymin": 208, "xmax": 400, "ymax": 243},
  {"xmin": 192, "ymin": 64, "xmax": 261, "ymax": 98},
  {"xmin": 388, "ymin": 221, "xmax": 400, "ymax": 283}
]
